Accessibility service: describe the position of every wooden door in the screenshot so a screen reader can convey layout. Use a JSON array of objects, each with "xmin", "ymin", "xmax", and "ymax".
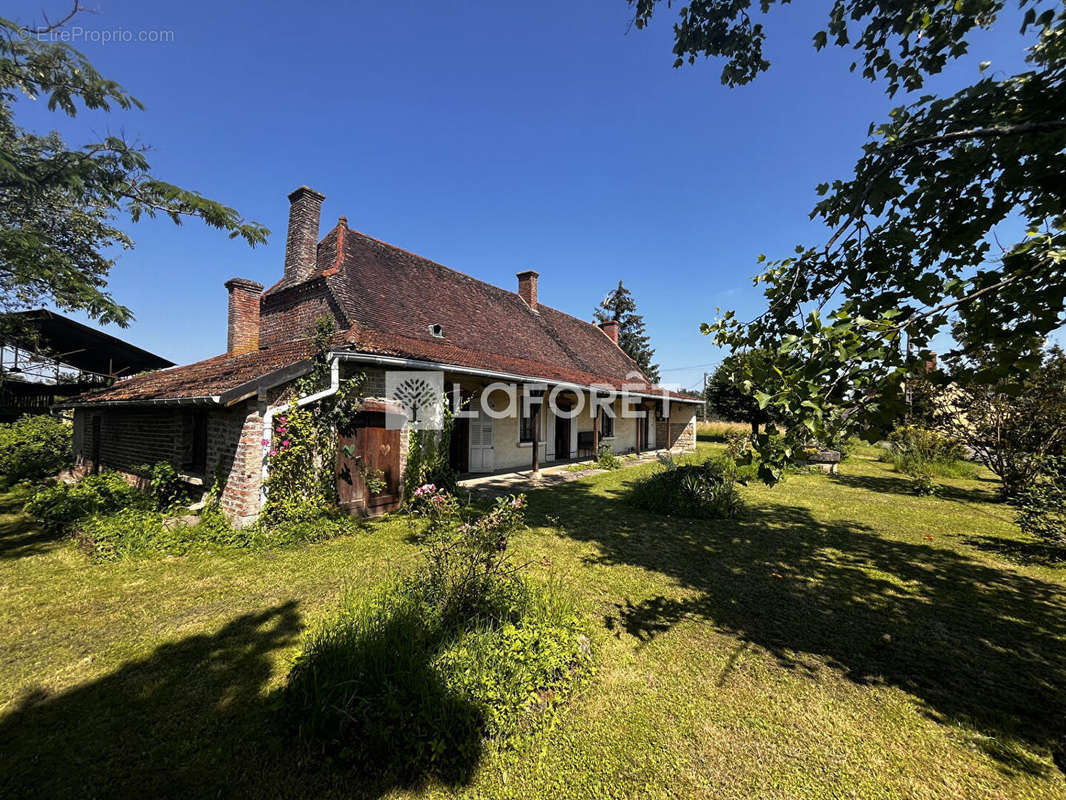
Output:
[
  {"xmin": 336, "ymin": 412, "xmax": 401, "ymax": 516},
  {"xmin": 554, "ymin": 405, "xmax": 571, "ymax": 461},
  {"xmin": 449, "ymin": 416, "xmax": 469, "ymax": 473}
]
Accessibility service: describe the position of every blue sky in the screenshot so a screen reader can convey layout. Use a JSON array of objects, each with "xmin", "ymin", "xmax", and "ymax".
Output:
[{"xmin": 8, "ymin": 0, "xmax": 1046, "ymax": 391}]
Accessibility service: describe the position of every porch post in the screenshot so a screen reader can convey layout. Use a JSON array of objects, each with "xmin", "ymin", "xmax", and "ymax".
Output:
[
  {"xmin": 635, "ymin": 399, "xmax": 643, "ymax": 456},
  {"xmin": 531, "ymin": 404, "xmax": 539, "ymax": 474},
  {"xmin": 592, "ymin": 390, "xmax": 600, "ymax": 456}
]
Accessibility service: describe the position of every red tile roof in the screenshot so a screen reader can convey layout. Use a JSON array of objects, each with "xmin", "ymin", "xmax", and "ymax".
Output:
[
  {"xmin": 65, "ymin": 339, "xmax": 319, "ymax": 404},
  {"xmin": 70, "ymin": 223, "xmax": 697, "ymax": 405}
]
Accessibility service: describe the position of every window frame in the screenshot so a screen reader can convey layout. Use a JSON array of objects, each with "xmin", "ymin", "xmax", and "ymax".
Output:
[
  {"xmin": 599, "ymin": 407, "xmax": 615, "ymax": 439},
  {"xmin": 182, "ymin": 410, "xmax": 209, "ymax": 474}
]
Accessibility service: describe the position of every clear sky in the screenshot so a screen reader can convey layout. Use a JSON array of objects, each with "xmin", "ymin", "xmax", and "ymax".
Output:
[{"xmin": 8, "ymin": 0, "xmax": 1047, "ymax": 391}]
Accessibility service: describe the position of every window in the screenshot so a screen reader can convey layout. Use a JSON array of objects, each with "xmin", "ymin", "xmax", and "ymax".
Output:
[
  {"xmin": 519, "ymin": 406, "xmax": 537, "ymax": 444},
  {"xmin": 600, "ymin": 407, "xmax": 615, "ymax": 439},
  {"xmin": 182, "ymin": 411, "xmax": 208, "ymax": 473}
]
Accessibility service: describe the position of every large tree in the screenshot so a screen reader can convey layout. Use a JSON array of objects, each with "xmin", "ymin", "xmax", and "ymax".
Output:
[
  {"xmin": 0, "ymin": 5, "xmax": 268, "ymax": 327},
  {"xmin": 630, "ymin": 0, "xmax": 1066, "ymax": 476},
  {"xmin": 938, "ymin": 345, "xmax": 1066, "ymax": 498},
  {"xmin": 594, "ymin": 280, "xmax": 661, "ymax": 381},
  {"xmin": 704, "ymin": 350, "xmax": 776, "ymax": 436}
]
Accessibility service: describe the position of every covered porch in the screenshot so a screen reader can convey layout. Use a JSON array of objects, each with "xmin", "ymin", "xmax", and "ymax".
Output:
[{"xmin": 441, "ymin": 373, "xmax": 697, "ymax": 478}]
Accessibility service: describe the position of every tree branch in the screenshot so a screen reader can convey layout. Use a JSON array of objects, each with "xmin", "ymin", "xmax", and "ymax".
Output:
[{"xmin": 19, "ymin": 2, "xmax": 84, "ymax": 35}]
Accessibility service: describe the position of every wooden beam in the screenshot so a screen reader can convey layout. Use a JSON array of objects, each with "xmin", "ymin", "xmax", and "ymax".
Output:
[
  {"xmin": 592, "ymin": 399, "xmax": 600, "ymax": 456},
  {"xmin": 531, "ymin": 405, "xmax": 539, "ymax": 473}
]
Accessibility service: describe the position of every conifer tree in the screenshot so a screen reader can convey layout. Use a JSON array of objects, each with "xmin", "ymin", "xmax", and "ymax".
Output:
[{"xmin": 594, "ymin": 281, "xmax": 660, "ymax": 382}]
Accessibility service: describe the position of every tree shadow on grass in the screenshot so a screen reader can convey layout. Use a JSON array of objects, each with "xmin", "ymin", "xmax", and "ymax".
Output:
[
  {"xmin": 0, "ymin": 600, "xmax": 484, "ymax": 799},
  {"xmin": 955, "ymin": 533, "xmax": 1066, "ymax": 569},
  {"xmin": 830, "ymin": 472, "xmax": 1000, "ymax": 504},
  {"xmin": 525, "ymin": 477, "xmax": 1066, "ymax": 776}
]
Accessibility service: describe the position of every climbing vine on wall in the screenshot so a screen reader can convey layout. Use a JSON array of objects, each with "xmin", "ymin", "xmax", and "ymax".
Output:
[
  {"xmin": 403, "ymin": 395, "xmax": 459, "ymax": 499},
  {"xmin": 261, "ymin": 318, "xmax": 365, "ymax": 524}
]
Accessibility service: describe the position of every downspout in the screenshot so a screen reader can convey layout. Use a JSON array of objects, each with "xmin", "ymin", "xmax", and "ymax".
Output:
[{"xmin": 260, "ymin": 355, "xmax": 341, "ymax": 503}]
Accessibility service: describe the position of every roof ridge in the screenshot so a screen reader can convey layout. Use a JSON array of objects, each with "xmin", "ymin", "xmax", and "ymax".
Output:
[{"xmin": 341, "ymin": 226, "xmax": 626, "ymax": 338}]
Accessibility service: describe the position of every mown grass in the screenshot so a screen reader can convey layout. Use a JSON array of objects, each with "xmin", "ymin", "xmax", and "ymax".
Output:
[{"xmin": 1, "ymin": 445, "xmax": 1065, "ymax": 799}]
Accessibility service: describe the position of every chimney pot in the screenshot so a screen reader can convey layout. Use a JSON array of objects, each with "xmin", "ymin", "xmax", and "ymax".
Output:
[
  {"xmin": 517, "ymin": 270, "xmax": 539, "ymax": 310},
  {"xmin": 600, "ymin": 318, "xmax": 620, "ymax": 345},
  {"xmin": 224, "ymin": 277, "xmax": 264, "ymax": 355},
  {"xmin": 284, "ymin": 186, "xmax": 326, "ymax": 283}
]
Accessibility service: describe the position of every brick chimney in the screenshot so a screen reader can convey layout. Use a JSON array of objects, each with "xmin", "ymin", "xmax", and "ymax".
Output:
[
  {"xmin": 224, "ymin": 278, "xmax": 264, "ymax": 355},
  {"xmin": 284, "ymin": 186, "xmax": 325, "ymax": 283},
  {"xmin": 517, "ymin": 270, "xmax": 539, "ymax": 310},
  {"xmin": 600, "ymin": 319, "xmax": 619, "ymax": 345}
]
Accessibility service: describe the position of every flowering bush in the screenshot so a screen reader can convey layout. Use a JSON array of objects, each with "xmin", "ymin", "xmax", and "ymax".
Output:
[
  {"xmin": 285, "ymin": 488, "xmax": 591, "ymax": 781},
  {"xmin": 261, "ymin": 405, "xmax": 335, "ymax": 524},
  {"xmin": 416, "ymin": 492, "xmax": 528, "ymax": 620}
]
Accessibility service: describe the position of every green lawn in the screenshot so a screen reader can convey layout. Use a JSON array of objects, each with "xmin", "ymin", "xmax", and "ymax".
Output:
[{"xmin": 2, "ymin": 446, "xmax": 1065, "ymax": 799}]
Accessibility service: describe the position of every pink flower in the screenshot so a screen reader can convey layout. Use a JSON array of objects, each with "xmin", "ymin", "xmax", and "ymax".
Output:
[
  {"xmin": 278, "ymin": 416, "xmax": 287, "ymax": 424},
  {"xmin": 282, "ymin": 440, "xmax": 290, "ymax": 448},
  {"xmin": 269, "ymin": 449, "xmax": 277, "ymax": 456},
  {"xmin": 261, "ymin": 439, "xmax": 270, "ymax": 447},
  {"xmin": 277, "ymin": 426, "xmax": 287, "ymax": 434},
  {"xmin": 414, "ymin": 483, "xmax": 437, "ymax": 498}
]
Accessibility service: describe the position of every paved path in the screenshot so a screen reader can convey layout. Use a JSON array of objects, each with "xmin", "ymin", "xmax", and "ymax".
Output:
[{"xmin": 458, "ymin": 450, "xmax": 671, "ymax": 498}]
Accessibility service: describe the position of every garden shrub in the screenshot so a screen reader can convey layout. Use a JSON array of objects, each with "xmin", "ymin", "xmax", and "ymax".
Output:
[
  {"xmin": 285, "ymin": 488, "xmax": 591, "ymax": 783},
  {"xmin": 1017, "ymin": 456, "xmax": 1066, "ymax": 545},
  {"xmin": 74, "ymin": 502, "xmax": 361, "ymax": 561},
  {"xmin": 884, "ymin": 424, "xmax": 975, "ymax": 480},
  {"xmin": 75, "ymin": 508, "xmax": 175, "ymax": 561},
  {"xmin": 24, "ymin": 472, "xmax": 149, "ymax": 534},
  {"xmin": 724, "ymin": 430, "xmax": 750, "ymax": 460},
  {"xmin": 629, "ymin": 455, "xmax": 745, "ymax": 519},
  {"xmin": 147, "ymin": 461, "xmax": 187, "ymax": 510},
  {"xmin": 0, "ymin": 414, "xmax": 72, "ymax": 485},
  {"xmin": 595, "ymin": 443, "xmax": 620, "ymax": 471}
]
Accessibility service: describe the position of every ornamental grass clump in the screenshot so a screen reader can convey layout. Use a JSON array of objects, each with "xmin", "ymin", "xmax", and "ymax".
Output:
[
  {"xmin": 284, "ymin": 486, "xmax": 592, "ymax": 784},
  {"xmin": 883, "ymin": 424, "xmax": 975, "ymax": 479}
]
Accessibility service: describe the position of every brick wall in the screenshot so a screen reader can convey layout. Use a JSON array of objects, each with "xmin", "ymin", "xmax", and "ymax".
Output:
[
  {"xmin": 72, "ymin": 402, "xmax": 264, "ymax": 526},
  {"xmin": 284, "ymin": 187, "xmax": 325, "ymax": 282},
  {"xmin": 73, "ymin": 407, "xmax": 183, "ymax": 473},
  {"xmin": 214, "ymin": 401, "xmax": 264, "ymax": 525},
  {"xmin": 259, "ymin": 281, "xmax": 346, "ymax": 347},
  {"xmin": 225, "ymin": 278, "xmax": 263, "ymax": 355}
]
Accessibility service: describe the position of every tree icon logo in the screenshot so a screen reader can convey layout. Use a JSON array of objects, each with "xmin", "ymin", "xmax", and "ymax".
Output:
[{"xmin": 385, "ymin": 370, "xmax": 444, "ymax": 430}]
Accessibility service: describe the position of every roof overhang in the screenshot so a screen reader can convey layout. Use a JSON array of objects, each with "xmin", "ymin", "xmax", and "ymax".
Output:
[
  {"xmin": 55, "ymin": 358, "xmax": 315, "ymax": 410},
  {"xmin": 53, "ymin": 395, "xmax": 219, "ymax": 409},
  {"xmin": 330, "ymin": 350, "xmax": 704, "ymax": 404},
  {"xmin": 54, "ymin": 348, "xmax": 702, "ymax": 410}
]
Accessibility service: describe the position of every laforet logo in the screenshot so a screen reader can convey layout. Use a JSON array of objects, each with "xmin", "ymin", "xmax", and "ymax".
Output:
[{"xmin": 385, "ymin": 371, "xmax": 445, "ymax": 430}]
